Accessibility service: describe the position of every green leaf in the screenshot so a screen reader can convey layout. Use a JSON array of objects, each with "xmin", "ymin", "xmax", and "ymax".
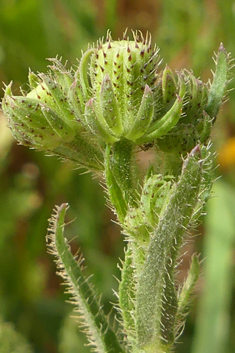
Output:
[
  {"xmin": 118, "ymin": 245, "xmax": 136, "ymax": 348},
  {"xmin": 47, "ymin": 203, "xmax": 125, "ymax": 353},
  {"xmin": 176, "ymin": 255, "xmax": 200, "ymax": 322},
  {"xmin": 135, "ymin": 145, "xmax": 203, "ymax": 351}
]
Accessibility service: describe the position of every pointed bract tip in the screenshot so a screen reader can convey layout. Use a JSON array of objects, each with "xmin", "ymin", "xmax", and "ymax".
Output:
[
  {"xmin": 58, "ymin": 203, "xmax": 69, "ymax": 214},
  {"xmin": 5, "ymin": 81, "xmax": 13, "ymax": 94},
  {"xmin": 86, "ymin": 98, "xmax": 94, "ymax": 108},
  {"xmin": 219, "ymin": 42, "xmax": 226, "ymax": 52},
  {"xmin": 103, "ymin": 73, "xmax": 111, "ymax": 82},
  {"xmin": 190, "ymin": 144, "xmax": 201, "ymax": 156},
  {"xmin": 143, "ymin": 84, "xmax": 152, "ymax": 95}
]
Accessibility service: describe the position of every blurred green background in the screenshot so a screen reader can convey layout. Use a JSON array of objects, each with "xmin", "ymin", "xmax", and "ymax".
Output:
[{"xmin": 0, "ymin": 1, "xmax": 235, "ymax": 352}]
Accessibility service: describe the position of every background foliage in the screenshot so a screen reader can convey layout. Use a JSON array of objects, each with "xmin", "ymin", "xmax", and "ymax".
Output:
[{"xmin": 0, "ymin": 1, "xmax": 235, "ymax": 352}]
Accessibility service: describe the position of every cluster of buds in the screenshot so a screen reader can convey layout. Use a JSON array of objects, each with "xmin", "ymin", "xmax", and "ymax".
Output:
[
  {"xmin": 1, "ymin": 31, "xmax": 231, "ymax": 353},
  {"xmin": 2, "ymin": 31, "xmax": 229, "ymax": 169}
]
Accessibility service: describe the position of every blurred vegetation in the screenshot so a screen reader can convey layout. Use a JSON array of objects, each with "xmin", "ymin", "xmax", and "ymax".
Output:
[{"xmin": 0, "ymin": 1, "xmax": 235, "ymax": 352}]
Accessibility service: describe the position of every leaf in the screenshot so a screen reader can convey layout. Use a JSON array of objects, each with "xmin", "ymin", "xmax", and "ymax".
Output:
[
  {"xmin": 47, "ymin": 203, "xmax": 125, "ymax": 353},
  {"xmin": 118, "ymin": 245, "xmax": 136, "ymax": 347},
  {"xmin": 135, "ymin": 145, "xmax": 203, "ymax": 351}
]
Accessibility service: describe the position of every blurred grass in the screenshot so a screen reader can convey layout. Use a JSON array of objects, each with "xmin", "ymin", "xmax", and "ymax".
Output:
[
  {"xmin": 0, "ymin": 1, "xmax": 235, "ymax": 352},
  {"xmin": 191, "ymin": 180, "xmax": 235, "ymax": 353}
]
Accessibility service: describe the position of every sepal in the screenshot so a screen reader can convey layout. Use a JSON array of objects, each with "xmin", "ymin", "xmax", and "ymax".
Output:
[
  {"xmin": 30, "ymin": 73, "xmax": 78, "ymax": 131},
  {"xmin": 99, "ymin": 74, "xmax": 123, "ymax": 135},
  {"xmin": 85, "ymin": 98, "xmax": 118, "ymax": 143},
  {"xmin": 137, "ymin": 94, "xmax": 183, "ymax": 144},
  {"xmin": 206, "ymin": 43, "xmax": 231, "ymax": 119},
  {"xmin": 161, "ymin": 65, "xmax": 177, "ymax": 106},
  {"xmin": 125, "ymin": 85, "xmax": 154, "ymax": 141},
  {"xmin": 28, "ymin": 69, "xmax": 41, "ymax": 89}
]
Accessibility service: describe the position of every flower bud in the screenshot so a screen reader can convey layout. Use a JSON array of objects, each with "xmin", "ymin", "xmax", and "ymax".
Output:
[
  {"xmin": 2, "ymin": 63, "xmax": 103, "ymax": 171},
  {"xmin": 155, "ymin": 44, "xmax": 230, "ymax": 154},
  {"xmin": 85, "ymin": 31, "xmax": 161, "ymax": 143},
  {"xmin": 2, "ymin": 83, "xmax": 63, "ymax": 149},
  {"xmin": 2, "ymin": 58, "xmax": 88, "ymax": 151},
  {"xmin": 156, "ymin": 71, "xmax": 212, "ymax": 153}
]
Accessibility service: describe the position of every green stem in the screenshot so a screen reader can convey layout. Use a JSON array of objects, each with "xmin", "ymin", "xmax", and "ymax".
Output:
[
  {"xmin": 162, "ymin": 151, "xmax": 183, "ymax": 177},
  {"xmin": 104, "ymin": 139, "xmax": 137, "ymax": 222},
  {"xmin": 111, "ymin": 139, "xmax": 136, "ymax": 205}
]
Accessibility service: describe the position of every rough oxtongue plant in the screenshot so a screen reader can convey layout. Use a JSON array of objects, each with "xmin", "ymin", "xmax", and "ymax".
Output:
[{"xmin": 1, "ymin": 31, "xmax": 231, "ymax": 353}]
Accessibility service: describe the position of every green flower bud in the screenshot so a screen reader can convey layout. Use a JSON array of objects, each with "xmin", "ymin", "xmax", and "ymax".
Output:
[
  {"xmin": 85, "ymin": 31, "xmax": 161, "ymax": 143},
  {"xmin": 124, "ymin": 171, "xmax": 173, "ymax": 247},
  {"xmin": 2, "ymin": 57, "xmax": 92, "ymax": 150},
  {"xmin": 2, "ymin": 82, "xmax": 64, "ymax": 150},
  {"xmin": 2, "ymin": 60, "xmax": 103, "ymax": 171},
  {"xmin": 156, "ymin": 70, "xmax": 212, "ymax": 153},
  {"xmin": 80, "ymin": 31, "xmax": 197, "ymax": 145},
  {"xmin": 2, "ymin": 32, "xmax": 230, "ymax": 164},
  {"xmin": 155, "ymin": 44, "xmax": 230, "ymax": 154}
]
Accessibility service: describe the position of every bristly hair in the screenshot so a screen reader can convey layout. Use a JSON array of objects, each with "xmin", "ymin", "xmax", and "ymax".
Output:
[{"xmin": 46, "ymin": 203, "xmax": 126, "ymax": 353}]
